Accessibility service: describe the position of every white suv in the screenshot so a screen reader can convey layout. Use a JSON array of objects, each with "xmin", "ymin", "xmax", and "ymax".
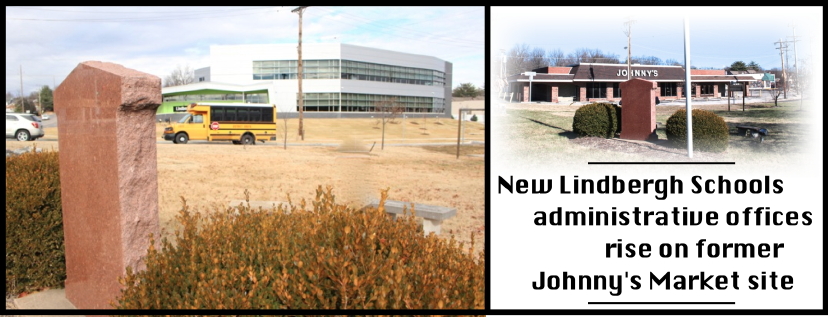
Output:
[{"xmin": 6, "ymin": 113, "xmax": 45, "ymax": 141}]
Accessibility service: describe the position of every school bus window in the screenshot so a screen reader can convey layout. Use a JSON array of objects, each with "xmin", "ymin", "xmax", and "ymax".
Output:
[
  {"xmin": 263, "ymin": 107, "xmax": 273, "ymax": 122},
  {"xmin": 249, "ymin": 108, "xmax": 262, "ymax": 121},
  {"xmin": 193, "ymin": 114, "xmax": 203, "ymax": 123},
  {"xmin": 225, "ymin": 108, "xmax": 237, "ymax": 121},
  {"xmin": 237, "ymin": 108, "xmax": 249, "ymax": 121},
  {"xmin": 178, "ymin": 114, "xmax": 191, "ymax": 123},
  {"xmin": 213, "ymin": 108, "xmax": 224, "ymax": 121}
]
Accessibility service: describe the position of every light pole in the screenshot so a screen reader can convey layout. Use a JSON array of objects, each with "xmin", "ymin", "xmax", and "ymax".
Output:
[
  {"xmin": 624, "ymin": 18, "xmax": 635, "ymax": 81},
  {"xmin": 292, "ymin": 6, "xmax": 308, "ymax": 140}
]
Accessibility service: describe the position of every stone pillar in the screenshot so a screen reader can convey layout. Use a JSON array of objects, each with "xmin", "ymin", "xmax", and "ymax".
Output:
[
  {"xmin": 551, "ymin": 86, "xmax": 559, "ymax": 103},
  {"xmin": 677, "ymin": 86, "xmax": 683, "ymax": 99},
  {"xmin": 578, "ymin": 85, "xmax": 586, "ymax": 102},
  {"xmin": 713, "ymin": 84, "xmax": 719, "ymax": 97},
  {"xmin": 695, "ymin": 84, "xmax": 701, "ymax": 98},
  {"xmin": 53, "ymin": 61, "xmax": 161, "ymax": 309},
  {"xmin": 523, "ymin": 85, "xmax": 529, "ymax": 102},
  {"xmin": 619, "ymin": 78, "xmax": 657, "ymax": 141}
]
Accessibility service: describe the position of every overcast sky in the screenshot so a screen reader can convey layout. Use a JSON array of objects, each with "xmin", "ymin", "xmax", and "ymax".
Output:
[
  {"xmin": 6, "ymin": 6, "xmax": 484, "ymax": 97},
  {"xmin": 492, "ymin": 6, "xmax": 822, "ymax": 71}
]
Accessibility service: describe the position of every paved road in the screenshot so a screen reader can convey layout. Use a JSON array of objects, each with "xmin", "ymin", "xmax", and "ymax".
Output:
[
  {"xmin": 40, "ymin": 113, "xmax": 58, "ymax": 128},
  {"xmin": 18, "ymin": 114, "xmax": 482, "ymax": 147}
]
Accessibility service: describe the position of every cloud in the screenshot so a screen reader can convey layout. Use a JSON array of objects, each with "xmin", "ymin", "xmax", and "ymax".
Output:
[{"xmin": 6, "ymin": 6, "xmax": 484, "ymax": 94}]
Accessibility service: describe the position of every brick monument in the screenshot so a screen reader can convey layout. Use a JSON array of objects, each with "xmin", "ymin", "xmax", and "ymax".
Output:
[
  {"xmin": 54, "ymin": 61, "xmax": 162, "ymax": 309},
  {"xmin": 619, "ymin": 78, "xmax": 658, "ymax": 141}
]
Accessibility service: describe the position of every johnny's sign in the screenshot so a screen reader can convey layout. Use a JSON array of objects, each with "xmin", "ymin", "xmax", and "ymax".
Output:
[{"xmin": 616, "ymin": 69, "xmax": 659, "ymax": 77}]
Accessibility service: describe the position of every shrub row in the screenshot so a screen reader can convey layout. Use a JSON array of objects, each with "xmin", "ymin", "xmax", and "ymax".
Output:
[
  {"xmin": 115, "ymin": 186, "xmax": 485, "ymax": 309},
  {"xmin": 6, "ymin": 148, "xmax": 65, "ymax": 297}
]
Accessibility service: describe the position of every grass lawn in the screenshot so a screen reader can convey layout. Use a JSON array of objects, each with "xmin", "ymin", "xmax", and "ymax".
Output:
[
  {"xmin": 7, "ymin": 113, "xmax": 487, "ymax": 250},
  {"xmin": 494, "ymin": 101, "xmax": 814, "ymax": 167}
]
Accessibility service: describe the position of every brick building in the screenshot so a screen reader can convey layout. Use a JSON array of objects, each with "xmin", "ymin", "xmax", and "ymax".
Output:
[{"xmin": 507, "ymin": 63, "xmax": 757, "ymax": 103}]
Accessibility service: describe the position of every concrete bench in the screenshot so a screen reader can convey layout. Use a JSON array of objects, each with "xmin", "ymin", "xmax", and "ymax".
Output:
[{"xmin": 365, "ymin": 199, "xmax": 457, "ymax": 236}]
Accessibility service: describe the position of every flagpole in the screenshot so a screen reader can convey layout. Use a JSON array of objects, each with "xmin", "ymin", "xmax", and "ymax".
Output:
[{"xmin": 684, "ymin": 17, "xmax": 693, "ymax": 158}]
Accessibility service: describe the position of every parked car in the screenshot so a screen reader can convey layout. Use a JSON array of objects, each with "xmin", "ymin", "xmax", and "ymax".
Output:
[
  {"xmin": 41, "ymin": 114, "xmax": 50, "ymax": 120},
  {"xmin": 6, "ymin": 113, "xmax": 45, "ymax": 141}
]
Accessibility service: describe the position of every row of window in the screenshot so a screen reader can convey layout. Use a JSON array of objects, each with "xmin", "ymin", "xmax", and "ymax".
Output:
[
  {"xmin": 584, "ymin": 82, "xmax": 682, "ymax": 98},
  {"xmin": 209, "ymin": 106, "xmax": 275, "ymax": 122},
  {"xmin": 164, "ymin": 93, "xmax": 268, "ymax": 104},
  {"xmin": 252, "ymin": 59, "xmax": 446, "ymax": 87},
  {"xmin": 301, "ymin": 92, "xmax": 444, "ymax": 113},
  {"xmin": 164, "ymin": 92, "xmax": 445, "ymax": 114}
]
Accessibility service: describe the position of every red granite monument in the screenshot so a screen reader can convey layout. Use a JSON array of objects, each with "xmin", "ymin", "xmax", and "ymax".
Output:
[
  {"xmin": 619, "ymin": 78, "xmax": 658, "ymax": 141},
  {"xmin": 54, "ymin": 61, "xmax": 161, "ymax": 309}
]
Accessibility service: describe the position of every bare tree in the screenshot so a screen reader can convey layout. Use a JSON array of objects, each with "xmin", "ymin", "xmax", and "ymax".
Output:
[
  {"xmin": 506, "ymin": 43, "xmax": 530, "ymax": 77},
  {"xmin": 665, "ymin": 59, "xmax": 683, "ymax": 66},
  {"xmin": 771, "ymin": 89, "xmax": 784, "ymax": 107},
  {"xmin": 282, "ymin": 116, "xmax": 289, "ymax": 150},
  {"xmin": 527, "ymin": 47, "xmax": 548, "ymax": 70},
  {"xmin": 569, "ymin": 48, "xmax": 620, "ymax": 64},
  {"xmin": 163, "ymin": 65, "xmax": 195, "ymax": 87},
  {"xmin": 373, "ymin": 98, "xmax": 403, "ymax": 150},
  {"xmin": 632, "ymin": 55, "xmax": 663, "ymax": 65},
  {"xmin": 795, "ymin": 59, "xmax": 810, "ymax": 110},
  {"xmin": 547, "ymin": 49, "xmax": 566, "ymax": 66}
]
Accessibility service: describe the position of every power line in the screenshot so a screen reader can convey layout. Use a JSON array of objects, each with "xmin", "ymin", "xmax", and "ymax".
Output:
[
  {"xmin": 6, "ymin": 6, "xmax": 277, "ymax": 22},
  {"xmin": 13, "ymin": 6, "xmax": 272, "ymax": 14}
]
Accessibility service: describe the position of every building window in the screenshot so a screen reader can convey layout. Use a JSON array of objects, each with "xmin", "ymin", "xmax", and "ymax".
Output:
[
  {"xmin": 163, "ymin": 92, "xmax": 268, "ymax": 103},
  {"xmin": 612, "ymin": 83, "xmax": 621, "ymax": 98},
  {"xmin": 252, "ymin": 59, "xmax": 446, "ymax": 87},
  {"xmin": 660, "ymin": 82, "xmax": 677, "ymax": 97},
  {"xmin": 300, "ymin": 92, "xmax": 444, "ymax": 113},
  {"xmin": 700, "ymin": 84, "xmax": 714, "ymax": 95},
  {"xmin": 587, "ymin": 82, "xmax": 606, "ymax": 99}
]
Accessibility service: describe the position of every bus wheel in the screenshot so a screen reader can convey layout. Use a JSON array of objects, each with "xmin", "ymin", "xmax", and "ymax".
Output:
[
  {"xmin": 241, "ymin": 134, "xmax": 255, "ymax": 145},
  {"xmin": 175, "ymin": 133, "xmax": 188, "ymax": 144}
]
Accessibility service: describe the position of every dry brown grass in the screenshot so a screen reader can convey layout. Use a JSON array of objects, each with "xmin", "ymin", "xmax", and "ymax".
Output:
[
  {"xmin": 156, "ymin": 116, "xmax": 485, "ymax": 144},
  {"xmin": 7, "ymin": 105, "xmax": 486, "ymax": 250}
]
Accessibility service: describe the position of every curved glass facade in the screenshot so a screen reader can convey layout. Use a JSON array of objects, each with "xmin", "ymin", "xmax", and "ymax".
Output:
[
  {"xmin": 303, "ymin": 93, "xmax": 444, "ymax": 113},
  {"xmin": 163, "ymin": 93, "xmax": 269, "ymax": 104},
  {"xmin": 253, "ymin": 59, "xmax": 446, "ymax": 87}
]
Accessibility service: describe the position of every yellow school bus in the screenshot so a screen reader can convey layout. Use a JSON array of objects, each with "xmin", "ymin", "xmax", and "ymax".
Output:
[{"xmin": 163, "ymin": 102, "xmax": 277, "ymax": 145}]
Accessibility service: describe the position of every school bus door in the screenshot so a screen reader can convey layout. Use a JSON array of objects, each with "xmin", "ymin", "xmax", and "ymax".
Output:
[{"xmin": 186, "ymin": 112, "xmax": 208, "ymax": 141}]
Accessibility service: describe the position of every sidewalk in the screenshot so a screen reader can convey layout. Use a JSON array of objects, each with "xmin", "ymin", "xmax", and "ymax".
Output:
[{"xmin": 8, "ymin": 288, "xmax": 76, "ymax": 310}]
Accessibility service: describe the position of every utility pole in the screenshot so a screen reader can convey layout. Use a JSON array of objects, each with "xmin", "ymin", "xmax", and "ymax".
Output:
[
  {"xmin": 20, "ymin": 66, "xmax": 24, "ymax": 111},
  {"xmin": 775, "ymin": 38, "xmax": 788, "ymax": 99},
  {"xmin": 623, "ymin": 18, "xmax": 635, "ymax": 81},
  {"xmin": 292, "ymin": 6, "xmax": 308, "ymax": 140},
  {"xmin": 788, "ymin": 25, "xmax": 801, "ymax": 109}
]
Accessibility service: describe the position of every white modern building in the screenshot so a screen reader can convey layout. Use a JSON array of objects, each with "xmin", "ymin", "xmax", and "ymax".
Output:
[{"xmin": 160, "ymin": 43, "xmax": 453, "ymax": 119}]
